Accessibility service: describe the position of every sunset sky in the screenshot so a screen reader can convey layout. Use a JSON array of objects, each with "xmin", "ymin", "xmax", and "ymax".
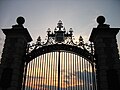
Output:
[
  {"xmin": 25, "ymin": 52, "xmax": 93, "ymax": 89},
  {"xmin": 0, "ymin": 0, "xmax": 120, "ymax": 55}
]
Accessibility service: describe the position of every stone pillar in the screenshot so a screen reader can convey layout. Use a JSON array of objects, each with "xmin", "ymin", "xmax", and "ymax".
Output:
[
  {"xmin": 0, "ymin": 17, "xmax": 32, "ymax": 90},
  {"xmin": 89, "ymin": 16, "xmax": 120, "ymax": 90}
]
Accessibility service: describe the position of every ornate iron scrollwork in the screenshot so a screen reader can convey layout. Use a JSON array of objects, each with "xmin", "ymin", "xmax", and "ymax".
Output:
[{"xmin": 27, "ymin": 20, "xmax": 94, "ymax": 54}]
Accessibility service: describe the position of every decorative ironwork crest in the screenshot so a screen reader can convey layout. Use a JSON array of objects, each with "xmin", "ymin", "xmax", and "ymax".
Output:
[{"xmin": 27, "ymin": 20, "xmax": 94, "ymax": 54}]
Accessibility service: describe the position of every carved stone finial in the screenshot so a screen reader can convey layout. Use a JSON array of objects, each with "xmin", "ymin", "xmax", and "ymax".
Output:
[
  {"xmin": 16, "ymin": 16, "xmax": 25, "ymax": 25},
  {"xmin": 97, "ymin": 16, "xmax": 105, "ymax": 25},
  {"xmin": 12, "ymin": 16, "xmax": 25, "ymax": 29},
  {"xmin": 57, "ymin": 20, "xmax": 63, "ymax": 30},
  {"xmin": 96, "ymin": 16, "xmax": 110, "ymax": 28}
]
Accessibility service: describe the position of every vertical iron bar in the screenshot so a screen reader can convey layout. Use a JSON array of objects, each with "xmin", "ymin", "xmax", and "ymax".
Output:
[
  {"xmin": 34, "ymin": 58, "xmax": 36, "ymax": 90},
  {"xmin": 38, "ymin": 56, "xmax": 40, "ymax": 90},
  {"xmin": 74, "ymin": 54, "xmax": 76, "ymax": 90},
  {"xmin": 84, "ymin": 58, "xmax": 86, "ymax": 90},
  {"xmin": 46, "ymin": 53, "xmax": 49, "ymax": 90},
  {"xmin": 72, "ymin": 54, "xmax": 74, "ymax": 90},
  {"xmin": 49, "ymin": 53, "xmax": 51, "ymax": 90},
  {"xmin": 72, "ymin": 53, "xmax": 74, "ymax": 90},
  {"xmin": 31, "ymin": 61, "xmax": 34, "ymax": 90},
  {"xmin": 35, "ymin": 57, "xmax": 38, "ymax": 90},
  {"xmin": 32, "ymin": 60, "xmax": 34, "ymax": 90},
  {"xmin": 58, "ymin": 51, "xmax": 61, "ymax": 90},
  {"xmin": 39, "ymin": 55, "xmax": 43, "ymax": 90},
  {"xmin": 88, "ymin": 63, "xmax": 91, "ymax": 90},
  {"xmin": 34, "ymin": 58, "xmax": 37, "ymax": 90},
  {"xmin": 50, "ymin": 52, "xmax": 52, "ymax": 90},
  {"xmin": 37, "ymin": 56, "xmax": 40, "ymax": 90},
  {"xmin": 41, "ymin": 54, "xmax": 44, "ymax": 89},
  {"xmin": 52, "ymin": 52, "xmax": 54, "ymax": 90},
  {"xmin": 82, "ymin": 57, "xmax": 84, "ymax": 90},
  {"xmin": 44, "ymin": 54, "xmax": 47, "ymax": 90},
  {"xmin": 63, "ymin": 52, "xmax": 65, "ymax": 90},
  {"xmin": 55, "ymin": 52, "xmax": 57, "ymax": 90},
  {"xmin": 51, "ymin": 52, "xmax": 53, "ymax": 90},
  {"xmin": 79, "ymin": 57, "xmax": 82, "ymax": 90},
  {"xmin": 33, "ymin": 58, "xmax": 35, "ymax": 90},
  {"xmin": 33, "ymin": 58, "xmax": 36, "ymax": 90},
  {"xmin": 47, "ymin": 53, "xmax": 50, "ymax": 89},
  {"xmin": 52, "ymin": 52, "xmax": 55, "ymax": 90},
  {"xmin": 84, "ymin": 59, "xmax": 86, "ymax": 90},
  {"xmin": 29, "ymin": 61, "xmax": 31, "ymax": 90},
  {"xmin": 73, "ymin": 54, "xmax": 77, "ymax": 89},
  {"xmin": 60, "ymin": 52, "xmax": 62, "ymax": 90},
  {"xmin": 75, "ymin": 54, "xmax": 77, "ymax": 90},
  {"xmin": 43, "ymin": 54, "xmax": 46, "ymax": 90},
  {"xmin": 77, "ymin": 55, "xmax": 79, "ymax": 90},
  {"xmin": 35, "ymin": 58, "xmax": 37, "ymax": 89},
  {"xmin": 64, "ymin": 52, "xmax": 66, "ymax": 89},
  {"xmin": 31, "ymin": 60, "xmax": 34, "ymax": 90},
  {"xmin": 89, "ymin": 63, "xmax": 92, "ymax": 90},
  {"xmin": 45, "ymin": 54, "xmax": 47, "ymax": 90},
  {"xmin": 86, "ymin": 61, "xmax": 89, "ymax": 90},
  {"xmin": 83, "ymin": 58, "xmax": 86, "ymax": 90},
  {"xmin": 54, "ymin": 52, "xmax": 56, "ymax": 90},
  {"xmin": 87, "ymin": 63, "xmax": 89, "ymax": 90},
  {"xmin": 68, "ymin": 53, "xmax": 70, "ymax": 90},
  {"xmin": 66, "ymin": 52, "xmax": 68, "ymax": 90},
  {"xmin": 37, "ymin": 57, "xmax": 40, "ymax": 90},
  {"xmin": 36, "ymin": 57, "xmax": 39, "ymax": 90},
  {"xmin": 65, "ymin": 52, "xmax": 67, "ymax": 90},
  {"xmin": 46, "ymin": 53, "xmax": 48, "ymax": 90},
  {"xmin": 41, "ymin": 55, "xmax": 44, "ymax": 90},
  {"xmin": 70, "ymin": 53, "xmax": 72, "ymax": 90}
]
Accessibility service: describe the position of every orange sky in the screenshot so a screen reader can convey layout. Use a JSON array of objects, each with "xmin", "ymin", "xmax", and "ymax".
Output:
[{"xmin": 25, "ymin": 52, "xmax": 94, "ymax": 89}]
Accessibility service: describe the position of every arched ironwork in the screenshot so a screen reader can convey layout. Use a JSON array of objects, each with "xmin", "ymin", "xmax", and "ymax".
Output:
[
  {"xmin": 22, "ymin": 20, "xmax": 96, "ymax": 90},
  {"xmin": 23, "ymin": 52, "xmax": 96, "ymax": 90},
  {"xmin": 26, "ymin": 44, "xmax": 92, "ymax": 63}
]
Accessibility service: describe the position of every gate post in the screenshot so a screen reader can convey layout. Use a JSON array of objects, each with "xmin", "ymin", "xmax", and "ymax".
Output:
[
  {"xmin": 0, "ymin": 17, "xmax": 32, "ymax": 90},
  {"xmin": 89, "ymin": 16, "xmax": 120, "ymax": 90}
]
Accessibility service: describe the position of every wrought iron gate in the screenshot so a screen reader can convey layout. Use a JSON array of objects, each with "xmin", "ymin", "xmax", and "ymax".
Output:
[
  {"xmin": 24, "ymin": 51, "xmax": 96, "ymax": 90},
  {"xmin": 22, "ymin": 20, "xmax": 96, "ymax": 90}
]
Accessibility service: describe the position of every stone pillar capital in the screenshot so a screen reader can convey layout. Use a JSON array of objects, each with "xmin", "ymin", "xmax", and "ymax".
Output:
[
  {"xmin": 2, "ymin": 28, "xmax": 32, "ymax": 43},
  {"xmin": 89, "ymin": 28, "xmax": 120, "ymax": 42}
]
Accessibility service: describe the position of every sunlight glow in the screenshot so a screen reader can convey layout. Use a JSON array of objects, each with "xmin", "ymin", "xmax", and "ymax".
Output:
[{"xmin": 25, "ymin": 51, "xmax": 94, "ymax": 90}]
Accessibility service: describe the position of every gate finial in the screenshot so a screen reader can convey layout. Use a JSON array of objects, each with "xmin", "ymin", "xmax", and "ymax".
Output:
[
  {"xmin": 57, "ymin": 20, "xmax": 63, "ymax": 30},
  {"xmin": 96, "ymin": 16, "xmax": 110, "ymax": 28},
  {"xmin": 97, "ymin": 16, "xmax": 105, "ymax": 25},
  {"xmin": 17, "ymin": 16, "xmax": 25, "ymax": 25},
  {"xmin": 12, "ymin": 16, "xmax": 25, "ymax": 29}
]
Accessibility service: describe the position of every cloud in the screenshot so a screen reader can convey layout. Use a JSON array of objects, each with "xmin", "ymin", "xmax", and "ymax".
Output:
[
  {"xmin": 26, "ymin": 75, "xmax": 44, "ymax": 80},
  {"xmin": 25, "ymin": 69, "xmax": 94, "ymax": 90}
]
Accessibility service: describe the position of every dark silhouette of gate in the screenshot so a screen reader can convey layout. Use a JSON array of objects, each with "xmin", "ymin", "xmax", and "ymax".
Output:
[
  {"xmin": 0, "ymin": 16, "xmax": 120, "ymax": 90},
  {"xmin": 22, "ymin": 20, "xmax": 96, "ymax": 90}
]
